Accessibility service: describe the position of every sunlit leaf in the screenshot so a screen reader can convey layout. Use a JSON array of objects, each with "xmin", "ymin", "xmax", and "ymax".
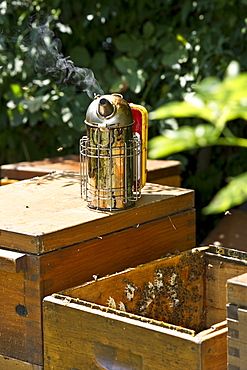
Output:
[
  {"xmin": 150, "ymin": 101, "xmax": 213, "ymax": 122},
  {"xmin": 10, "ymin": 84, "xmax": 22, "ymax": 97},
  {"xmin": 114, "ymin": 56, "xmax": 138, "ymax": 75},
  {"xmin": 7, "ymin": 107, "xmax": 27, "ymax": 127},
  {"xmin": 203, "ymin": 172, "xmax": 247, "ymax": 214},
  {"xmin": 148, "ymin": 124, "xmax": 218, "ymax": 158},
  {"xmin": 161, "ymin": 46, "xmax": 188, "ymax": 68},
  {"xmin": 20, "ymin": 96, "xmax": 46, "ymax": 113},
  {"xmin": 126, "ymin": 69, "xmax": 146, "ymax": 94}
]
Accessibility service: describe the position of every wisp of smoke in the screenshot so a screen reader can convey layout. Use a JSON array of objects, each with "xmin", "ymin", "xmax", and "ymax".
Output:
[{"xmin": 28, "ymin": 20, "xmax": 104, "ymax": 99}]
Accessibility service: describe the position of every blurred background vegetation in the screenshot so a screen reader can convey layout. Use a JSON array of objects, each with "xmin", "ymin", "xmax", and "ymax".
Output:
[{"xmin": 1, "ymin": 0, "xmax": 247, "ymax": 243}]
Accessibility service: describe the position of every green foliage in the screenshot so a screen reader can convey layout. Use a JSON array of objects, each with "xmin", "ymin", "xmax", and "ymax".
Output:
[
  {"xmin": 1, "ymin": 0, "xmax": 247, "ymax": 166},
  {"xmin": 203, "ymin": 172, "xmax": 247, "ymax": 214},
  {"xmin": 149, "ymin": 63, "xmax": 247, "ymax": 214},
  {"xmin": 1, "ymin": 0, "xmax": 247, "ymax": 243}
]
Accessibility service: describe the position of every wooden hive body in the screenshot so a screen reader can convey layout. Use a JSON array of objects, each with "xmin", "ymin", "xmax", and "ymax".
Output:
[
  {"xmin": 227, "ymin": 271, "xmax": 247, "ymax": 369},
  {"xmin": 0, "ymin": 172, "xmax": 194, "ymax": 368},
  {"xmin": 1, "ymin": 156, "xmax": 181, "ymax": 187},
  {"xmin": 43, "ymin": 246, "xmax": 247, "ymax": 370}
]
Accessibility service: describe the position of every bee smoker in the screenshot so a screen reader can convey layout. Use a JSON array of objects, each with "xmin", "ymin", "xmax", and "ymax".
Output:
[{"xmin": 80, "ymin": 93, "xmax": 148, "ymax": 211}]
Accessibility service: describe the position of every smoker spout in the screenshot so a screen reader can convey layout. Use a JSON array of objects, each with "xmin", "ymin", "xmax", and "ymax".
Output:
[{"xmin": 98, "ymin": 98, "xmax": 114, "ymax": 117}]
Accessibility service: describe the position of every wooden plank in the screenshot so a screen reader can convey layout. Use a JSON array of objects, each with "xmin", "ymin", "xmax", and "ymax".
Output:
[
  {"xmin": 205, "ymin": 254, "xmax": 247, "ymax": 327},
  {"xmin": 0, "ymin": 254, "xmax": 43, "ymax": 365},
  {"xmin": 146, "ymin": 159, "xmax": 181, "ymax": 179},
  {"xmin": 0, "ymin": 173, "xmax": 194, "ymax": 254},
  {"xmin": 40, "ymin": 209, "xmax": 195, "ymax": 297},
  {"xmin": 0, "ymin": 354, "xmax": 42, "ymax": 369},
  {"xmin": 43, "ymin": 296, "xmax": 201, "ymax": 370},
  {"xmin": 228, "ymin": 308, "xmax": 247, "ymax": 346},
  {"xmin": 227, "ymin": 273, "xmax": 247, "ymax": 307},
  {"xmin": 40, "ymin": 186, "xmax": 194, "ymax": 254},
  {"xmin": 228, "ymin": 336, "xmax": 247, "ymax": 370},
  {"xmin": 0, "ymin": 208, "xmax": 194, "ymax": 366},
  {"xmin": 200, "ymin": 323, "xmax": 227, "ymax": 370},
  {"xmin": 0, "ymin": 249, "xmax": 27, "ymax": 273},
  {"xmin": 1, "ymin": 156, "xmax": 181, "ymax": 182},
  {"xmin": 153, "ymin": 175, "xmax": 181, "ymax": 187},
  {"xmin": 0, "ymin": 230, "xmax": 44, "ymax": 255},
  {"xmin": 0, "ymin": 178, "xmax": 18, "ymax": 185},
  {"xmin": 228, "ymin": 316, "xmax": 240, "ymax": 341},
  {"xmin": 235, "ymin": 307, "xmax": 247, "ymax": 344},
  {"xmin": 1, "ymin": 155, "xmax": 81, "ymax": 180},
  {"xmin": 43, "ymin": 248, "xmax": 237, "ymax": 369},
  {"xmin": 61, "ymin": 248, "xmax": 205, "ymax": 332},
  {"xmin": 43, "ymin": 294, "xmax": 227, "ymax": 370}
]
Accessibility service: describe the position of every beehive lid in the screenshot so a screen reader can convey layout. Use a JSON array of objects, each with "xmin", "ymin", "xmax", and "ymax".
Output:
[{"xmin": 0, "ymin": 172, "xmax": 194, "ymax": 254}]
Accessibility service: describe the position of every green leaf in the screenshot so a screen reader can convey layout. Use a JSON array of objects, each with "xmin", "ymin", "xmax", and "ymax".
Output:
[
  {"xmin": 70, "ymin": 46, "xmax": 91, "ymax": 68},
  {"xmin": 10, "ymin": 84, "xmax": 22, "ymax": 98},
  {"xmin": 148, "ymin": 124, "xmax": 218, "ymax": 158},
  {"xmin": 161, "ymin": 46, "xmax": 188, "ymax": 67},
  {"xmin": 109, "ymin": 76, "xmax": 126, "ymax": 93},
  {"xmin": 114, "ymin": 56, "xmax": 138, "ymax": 74},
  {"xmin": 126, "ymin": 69, "xmax": 146, "ymax": 94},
  {"xmin": 203, "ymin": 172, "xmax": 247, "ymax": 214},
  {"xmin": 29, "ymin": 112, "xmax": 42, "ymax": 127},
  {"xmin": 91, "ymin": 51, "xmax": 107, "ymax": 71},
  {"xmin": 20, "ymin": 96, "xmax": 47, "ymax": 114},
  {"xmin": 114, "ymin": 34, "xmax": 143, "ymax": 57},
  {"xmin": 143, "ymin": 21, "xmax": 155, "ymax": 38},
  {"xmin": 148, "ymin": 135, "xmax": 195, "ymax": 159},
  {"xmin": 150, "ymin": 100, "xmax": 213, "ymax": 122},
  {"xmin": 7, "ymin": 107, "xmax": 27, "ymax": 127}
]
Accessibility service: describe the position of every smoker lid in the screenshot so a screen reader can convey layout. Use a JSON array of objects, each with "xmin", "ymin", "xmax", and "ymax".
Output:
[{"xmin": 85, "ymin": 93, "xmax": 134, "ymax": 128}]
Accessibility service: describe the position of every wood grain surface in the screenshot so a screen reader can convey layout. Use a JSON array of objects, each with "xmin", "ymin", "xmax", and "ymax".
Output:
[{"xmin": 0, "ymin": 173, "xmax": 193, "ymax": 253}]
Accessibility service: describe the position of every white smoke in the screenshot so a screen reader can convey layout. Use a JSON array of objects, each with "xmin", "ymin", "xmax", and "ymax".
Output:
[{"xmin": 29, "ymin": 20, "xmax": 104, "ymax": 99}]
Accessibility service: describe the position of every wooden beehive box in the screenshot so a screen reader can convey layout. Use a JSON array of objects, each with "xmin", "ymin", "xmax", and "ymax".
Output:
[
  {"xmin": 43, "ymin": 246, "xmax": 247, "ymax": 370},
  {"xmin": 0, "ymin": 172, "xmax": 194, "ymax": 368},
  {"xmin": 1, "ymin": 156, "xmax": 181, "ymax": 186},
  {"xmin": 227, "ymin": 270, "xmax": 247, "ymax": 370}
]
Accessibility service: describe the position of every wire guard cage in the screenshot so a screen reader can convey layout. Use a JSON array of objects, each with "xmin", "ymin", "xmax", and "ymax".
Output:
[{"xmin": 80, "ymin": 133, "xmax": 141, "ymax": 211}]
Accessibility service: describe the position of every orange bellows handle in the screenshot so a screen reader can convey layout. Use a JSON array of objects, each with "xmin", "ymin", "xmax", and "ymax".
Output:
[{"xmin": 130, "ymin": 103, "xmax": 148, "ymax": 190}]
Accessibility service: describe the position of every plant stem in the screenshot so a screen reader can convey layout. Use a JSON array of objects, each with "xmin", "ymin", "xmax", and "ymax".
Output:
[{"xmin": 215, "ymin": 136, "xmax": 247, "ymax": 148}]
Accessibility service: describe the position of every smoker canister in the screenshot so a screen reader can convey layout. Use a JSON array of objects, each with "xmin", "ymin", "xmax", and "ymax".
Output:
[{"xmin": 80, "ymin": 93, "xmax": 141, "ymax": 211}]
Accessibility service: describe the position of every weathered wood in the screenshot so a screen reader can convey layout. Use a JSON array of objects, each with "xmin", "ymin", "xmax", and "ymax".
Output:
[
  {"xmin": 0, "ymin": 173, "xmax": 195, "ymax": 366},
  {"xmin": 0, "ymin": 155, "xmax": 81, "ymax": 180},
  {"xmin": 61, "ymin": 248, "xmax": 205, "ymax": 331},
  {"xmin": 40, "ymin": 209, "xmax": 195, "ymax": 297},
  {"xmin": 154, "ymin": 174, "xmax": 181, "ymax": 187},
  {"xmin": 0, "ymin": 178, "xmax": 18, "ymax": 185},
  {"xmin": 228, "ymin": 308, "xmax": 247, "ymax": 343},
  {"xmin": 199, "ymin": 322, "xmax": 227, "ymax": 370},
  {"xmin": 0, "ymin": 249, "xmax": 27, "ymax": 273},
  {"xmin": 0, "ymin": 254, "xmax": 42, "ymax": 365},
  {"xmin": 1, "ymin": 156, "xmax": 181, "ymax": 185},
  {"xmin": 227, "ymin": 273, "xmax": 247, "ymax": 370},
  {"xmin": 227, "ymin": 273, "xmax": 247, "ymax": 307},
  {"xmin": 44, "ymin": 295, "xmax": 226, "ymax": 370},
  {"xmin": 0, "ymin": 354, "xmax": 42, "ymax": 370},
  {"xmin": 44, "ymin": 247, "xmax": 246, "ymax": 369},
  {"xmin": 228, "ymin": 336, "xmax": 247, "ymax": 370},
  {"xmin": 0, "ymin": 174, "xmax": 193, "ymax": 254},
  {"xmin": 205, "ymin": 254, "xmax": 247, "ymax": 327}
]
